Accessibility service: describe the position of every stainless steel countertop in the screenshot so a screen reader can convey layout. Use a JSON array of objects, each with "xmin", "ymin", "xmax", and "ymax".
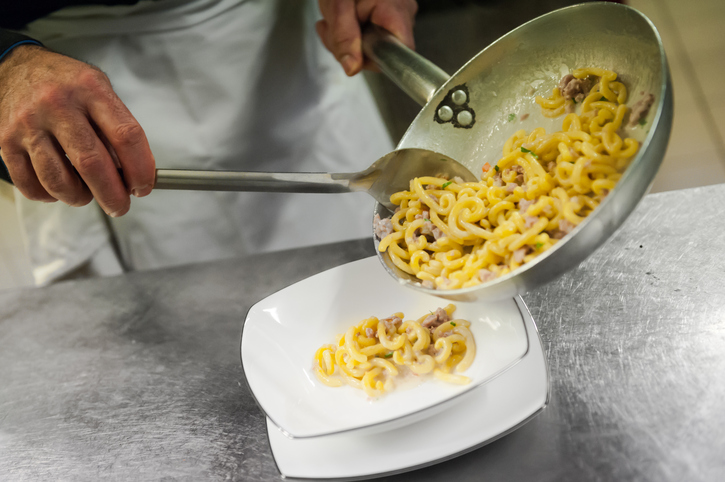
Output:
[{"xmin": 1, "ymin": 184, "xmax": 724, "ymax": 481}]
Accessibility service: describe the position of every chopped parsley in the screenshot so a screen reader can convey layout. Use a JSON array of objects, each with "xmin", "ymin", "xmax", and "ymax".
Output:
[
  {"xmin": 600, "ymin": 96, "xmax": 608, "ymax": 101},
  {"xmin": 639, "ymin": 118, "xmax": 647, "ymax": 126},
  {"xmin": 508, "ymin": 113, "xmax": 515, "ymax": 122},
  {"xmin": 494, "ymin": 165, "xmax": 500, "ymax": 172},
  {"xmin": 535, "ymin": 242, "xmax": 544, "ymax": 249},
  {"xmin": 520, "ymin": 147, "xmax": 539, "ymax": 158},
  {"xmin": 383, "ymin": 352, "xmax": 393, "ymax": 358},
  {"xmin": 572, "ymin": 99, "xmax": 578, "ymax": 104},
  {"xmin": 442, "ymin": 181, "xmax": 452, "ymax": 189},
  {"xmin": 450, "ymin": 322, "xmax": 457, "ymax": 326},
  {"xmin": 424, "ymin": 218, "xmax": 431, "ymax": 222}
]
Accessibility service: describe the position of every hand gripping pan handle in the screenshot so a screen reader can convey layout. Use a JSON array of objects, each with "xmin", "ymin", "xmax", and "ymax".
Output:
[{"xmin": 362, "ymin": 25, "xmax": 450, "ymax": 106}]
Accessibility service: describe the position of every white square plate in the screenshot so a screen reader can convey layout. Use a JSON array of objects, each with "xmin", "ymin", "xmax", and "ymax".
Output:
[
  {"xmin": 241, "ymin": 256, "xmax": 529, "ymax": 439},
  {"xmin": 265, "ymin": 295, "xmax": 548, "ymax": 479}
]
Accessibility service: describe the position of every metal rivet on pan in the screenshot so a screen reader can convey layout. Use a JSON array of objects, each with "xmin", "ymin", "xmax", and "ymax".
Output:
[
  {"xmin": 438, "ymin": 105, "xmax": 454, "ymax": 122},
  {"xmin": 457, "ymin": 110, "xmax": 473, "ymax": 126},
  {"xmin": 451, "ymin": 90, "xmax": 467, "ymax": 105}
]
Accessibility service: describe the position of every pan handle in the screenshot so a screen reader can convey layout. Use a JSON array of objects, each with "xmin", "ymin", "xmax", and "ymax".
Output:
[{"xmin": 362, "ymin": 25, "xmax": 450, "ymax": 106}]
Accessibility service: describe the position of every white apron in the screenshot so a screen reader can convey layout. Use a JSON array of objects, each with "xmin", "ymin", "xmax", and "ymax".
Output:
[{"xmin": 18, "ymin": 0, "xmax": 393, "ymax": 284}]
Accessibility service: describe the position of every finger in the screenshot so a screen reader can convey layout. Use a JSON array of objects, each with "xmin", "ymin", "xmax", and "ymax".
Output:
[
  {"xmin": 315, "ymin": 19, "xmax": 333, "ymax": 54},
  {"xmin": 51, "ymin": 114, "xmax": 131, "ymax": 217},
  {"xmin": 25, "ymin": 132, "xmax": 92, "ymax": 206},
  {"xmin": 85, "ymin": 91, "xmax": 156, "ymax": 198},
  {"xmin": 360, "ymin": 0, "xmax": 417, "ymax": 47},
  {"xmin": 321, "ymin": 0, "xmax": 364, "ymax": 76},
  {"xmin": 317, "ymin": 0, "xmax": 333, "ymax": 18},
  {"xmin": 1, "ymin": 149, "xmax": 56, "ymax": 203},
  {"xmin": 81, "ymin": 68, "xmax": 156, "ymax": 197}
]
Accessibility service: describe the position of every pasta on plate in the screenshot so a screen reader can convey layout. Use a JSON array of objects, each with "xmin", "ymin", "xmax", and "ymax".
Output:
[
  {"xmin": 374, "ymin": 67, "xmax": 650, "ymax": 290},
  {"xmin": 314, "ymin": 304, "xmax": 475, "ymax": 398}
]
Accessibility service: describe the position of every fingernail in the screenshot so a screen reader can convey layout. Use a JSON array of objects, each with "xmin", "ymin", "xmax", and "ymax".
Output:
[
  {"xmin": 340, "ymin": 54, "xmax": 355, "ymax": 76},
  {"xmin": 108, "ymin": 210, "xmax": 122, "ymax": 218},
  {"xmin": 132, "ymin": 184, "xmax": 151, "ymax": 198}
]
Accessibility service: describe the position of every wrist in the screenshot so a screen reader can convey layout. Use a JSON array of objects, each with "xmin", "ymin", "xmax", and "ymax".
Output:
[
  {"xmin": 0, "ymin": 28, "xmax": 44, "ymax": 84},
  {"xmin": 0, "ymin": 43, "xmax": 45, "ymax": 85},
  {"xmin": 0, "ymin": 28, "xmax": 43, "ymax": 63},
  {"xmin": 0, "ymin": 39, "xmax": 42, "ymax": 63}
]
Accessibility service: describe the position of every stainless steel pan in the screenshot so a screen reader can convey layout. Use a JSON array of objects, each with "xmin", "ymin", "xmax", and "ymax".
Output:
[{"xmin": 364, "ymin": 2, "xmax": 673, "ymax": 301}]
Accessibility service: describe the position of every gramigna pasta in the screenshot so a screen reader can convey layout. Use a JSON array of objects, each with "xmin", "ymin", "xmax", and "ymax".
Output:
[
  {"xmin": 374, "ymin": 68, "xmax": 648, "ymax": 290},
  {"xmin": 314, "ymin": 304, "xmax": 475, "ymax": 398}
]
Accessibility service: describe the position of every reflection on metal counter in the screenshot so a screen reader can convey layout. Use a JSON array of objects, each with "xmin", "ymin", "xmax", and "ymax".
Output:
[{"xmin": 1, "ymin": 184, "xmax": 724, "ymax": 481}]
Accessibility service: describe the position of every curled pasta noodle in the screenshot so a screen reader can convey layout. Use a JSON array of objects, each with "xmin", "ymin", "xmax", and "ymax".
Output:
[
  {"xmin": 313, "ymin": 305, "xmax": 475, "ymax": 397},
  {"xmin": 376, "ymin": 68, "xmax": 643, "ymax": 290}
]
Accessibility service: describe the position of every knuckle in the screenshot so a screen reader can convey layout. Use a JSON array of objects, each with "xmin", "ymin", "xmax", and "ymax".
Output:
[
  {"xmin": 72, "ymin": 129, "xmax": 99, "ymax": 156},
  {"xmin": 40, "ymin": 167, "xmax": 67, "ymax": 195},
  {"xmin": 36, "ymin": 85, "xmax": 70, "ymax": 110},
  {"xmin": 25, "ymin": 132, "xmax": 47, "ymax": 153},
  {"xmin": 77, "ymin": 67, "xmax": 110, "ymax": 91},
  {"xmin": 315, "ymin": 20, "xmax": 328, "ymax": 42},
  {"xmin": 13, "ymin": 106, "xmax": 38, "ymax": 129},
  {"xmin": 111, "ymin": 122, "xmax": 145, "ymax": 148},
  {"xmin": 73, "ymin": 151, "xmax": 106, "ymax": 174}
]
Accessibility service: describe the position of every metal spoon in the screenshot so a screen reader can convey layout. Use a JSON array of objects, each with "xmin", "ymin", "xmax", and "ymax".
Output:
[{"xmin": 153, "ymin": 148, "xmax": 477, "ymax": 211}]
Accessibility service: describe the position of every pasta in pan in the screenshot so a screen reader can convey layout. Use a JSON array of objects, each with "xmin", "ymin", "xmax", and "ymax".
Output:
[
  {"xmin": 314, "ymin": 304, "xmax": 475, "ymax": 398},
  {"xmin": 375, "ymin": 68, "xmax": 645, "ymax": 290}
]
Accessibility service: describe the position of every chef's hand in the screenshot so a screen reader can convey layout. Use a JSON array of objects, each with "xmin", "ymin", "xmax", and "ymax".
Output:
[
  {"xmin": 316, "ymin": 0, "xmax": 418, "ymax": 76},
  {"xmin": 0, "ymin": 45, "xmax": 156, "ymax": 217}
]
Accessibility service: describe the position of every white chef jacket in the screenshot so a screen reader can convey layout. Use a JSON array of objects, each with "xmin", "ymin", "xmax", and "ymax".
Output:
[{"xmin": 17, "ymin": 0, "xmax": 393, "ymax": 284}]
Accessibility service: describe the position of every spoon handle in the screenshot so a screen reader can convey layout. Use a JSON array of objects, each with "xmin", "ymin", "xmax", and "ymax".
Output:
[{"xmin": 154, "ymin": 169, "xmax": 358, "ymax": 194}]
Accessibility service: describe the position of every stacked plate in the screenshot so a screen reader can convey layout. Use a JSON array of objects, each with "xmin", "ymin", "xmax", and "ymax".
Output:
[{"xmin": 241, "ymin": 256, "xmax": 548, "ymax": 479}]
